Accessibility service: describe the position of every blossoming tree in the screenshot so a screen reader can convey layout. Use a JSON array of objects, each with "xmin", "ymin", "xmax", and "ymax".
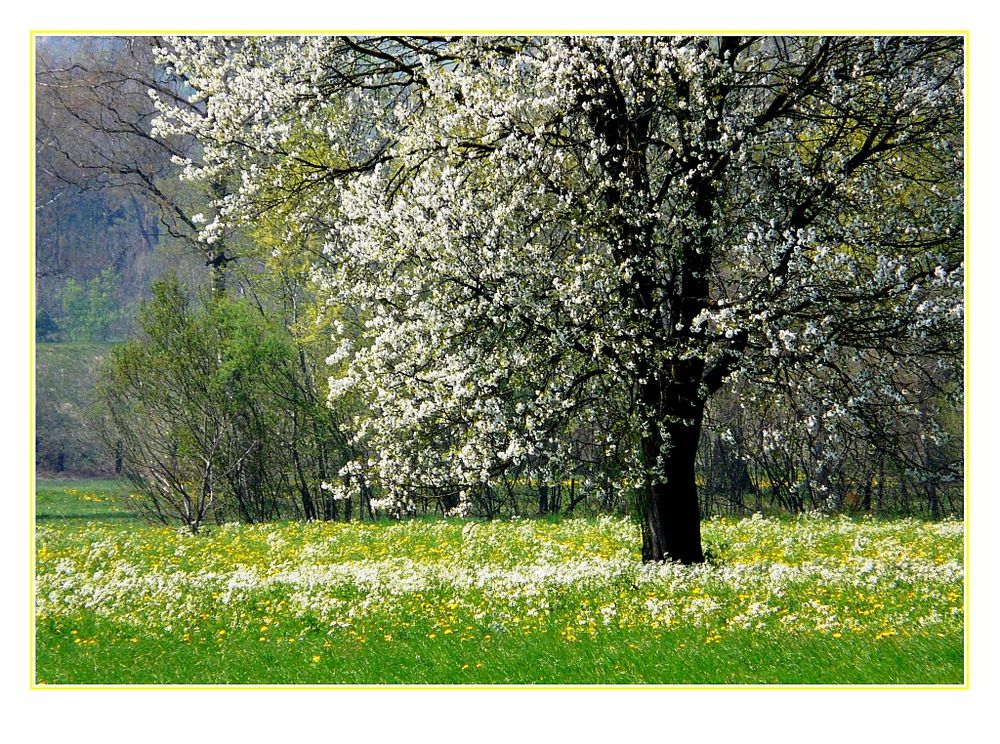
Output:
[{"xmin": 152, "ymin": 36, "xmax": 963, "ymax": 562}]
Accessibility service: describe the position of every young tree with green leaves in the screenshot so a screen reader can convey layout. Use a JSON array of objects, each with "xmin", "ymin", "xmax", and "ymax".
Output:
[
  {"xmin": 99, "ymin": 277, "xmax": 350, "ymax": 530},
  {"xmin": 58, "ymin": 268, "xmax": 120, "ymax": 341}
]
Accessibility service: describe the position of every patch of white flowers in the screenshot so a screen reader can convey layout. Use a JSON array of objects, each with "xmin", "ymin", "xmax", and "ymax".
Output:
[{"xmin": 36, "ymin": 515, "xmax": 963, "ymax": 639}]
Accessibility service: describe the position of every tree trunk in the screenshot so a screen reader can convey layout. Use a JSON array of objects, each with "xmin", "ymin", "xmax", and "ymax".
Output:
[
  {"xmin": 538, "ymin": 483, "xmax": 549, "ymax": 516},
  {"xmin": 639, "ymin": 416, "xmax": 705, "ymax": 564},
  {"xmin": 290, "ymin": 409, "xmax": 317, "ymax": 520}
]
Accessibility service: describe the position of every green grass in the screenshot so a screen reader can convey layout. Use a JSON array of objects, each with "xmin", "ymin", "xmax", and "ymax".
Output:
[
  {"xmin": 34, "ymin": 480, "xmax": 964, "ymax": 686},
  {"xmin": 35, "ymin": 615, "xmax": 961, "ymax": 686},
  {"xmin": 35, "ymin": 478, "xmax": 139, "ymax": 524}
]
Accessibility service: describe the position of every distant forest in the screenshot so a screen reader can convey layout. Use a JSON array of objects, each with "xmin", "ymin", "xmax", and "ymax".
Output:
[
  {"xmin": 36, "ymin": 37, "xmax": 212, "ymax": 475},
  {"xmin": 35, "ymin": 36, "xmax": 206, "ymax": 345}
]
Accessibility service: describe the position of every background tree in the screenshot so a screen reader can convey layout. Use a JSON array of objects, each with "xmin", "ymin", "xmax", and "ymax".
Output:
[
  {"xmin": 97, "ymin": 277, "xmax": 352, "ymax": 530},
  {"xmin": 58, "ymin": 269, "xmax": 120, "ymax": 342}
]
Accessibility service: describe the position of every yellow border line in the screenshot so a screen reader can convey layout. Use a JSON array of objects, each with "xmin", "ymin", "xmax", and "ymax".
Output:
[
  {"xmin": 29, "ymin": 29, "xmax": 971, "ymax": 693},
  {"xmin": 29, "ymin": 29, "xmax": 37, "ymax": 691}
]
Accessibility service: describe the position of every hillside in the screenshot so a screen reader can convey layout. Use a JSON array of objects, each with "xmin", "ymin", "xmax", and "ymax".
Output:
[{"xmin": 35, "ymin": 342, "xmax": 117, "ymax": 475}]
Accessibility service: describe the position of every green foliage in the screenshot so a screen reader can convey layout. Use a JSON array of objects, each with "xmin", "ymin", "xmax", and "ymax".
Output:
[
  {"xmin": 58, "ymin": 269, "xmax": 120, "ymax": 342},
  {"xmin": 35, "ymin": 342, "xmax": 117, "ymax": 475},
  {"xmin": 35, "ymin": 308, "xmax": 60, "ymax": 342},
  {"xmin": 98, "ymin": 276, "xmax": 348, "ymax": 530}
]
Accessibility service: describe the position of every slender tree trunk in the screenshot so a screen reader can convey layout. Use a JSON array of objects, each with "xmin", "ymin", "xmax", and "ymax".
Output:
[
  {"xmin": 319, "ymin": 441, "xmax": 337, "ymax": 521},
  {"xmin": 290, "ymin": 407, "xmax": 317, "ymax": 520},
  {"xmin": 876, "ymin": 459, "xmax": 885, "ymax": 515},
  {"xmin": 538, "ymin": 484, "xmax": 549, "ymax": 516},
  {"xmin": 291, "ymin": 444, "xmax": 317, "ymax": 520},
  {"xmin": 928, "ymin": 482, "xmax": 941, "ymax": 520}
]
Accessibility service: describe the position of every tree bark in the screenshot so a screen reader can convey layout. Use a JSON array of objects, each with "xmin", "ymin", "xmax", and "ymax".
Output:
[
  {"xmin": 639, "ymin": 416, "xmax": 706, "ymax": 564},
  {"xmin": 538, "ymin": 483, "xmax": 549, "ymax": 516},
  {"xmin": 638, "ymin": 371, "xmax": 706, "ymax": 564}
]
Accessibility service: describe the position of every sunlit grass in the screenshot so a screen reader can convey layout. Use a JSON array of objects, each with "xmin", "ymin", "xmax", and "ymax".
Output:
[
  {"xmin": 34, "ymin": 499, "xmax": 964, "ymax": 685},
  {"xmin": 35, "ymin": 478, "xmax": 139, "ymax": 524}
]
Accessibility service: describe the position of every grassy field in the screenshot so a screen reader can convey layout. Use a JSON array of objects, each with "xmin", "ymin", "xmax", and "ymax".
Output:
[
  {"xmin": 35, "ymin": 478, "xmax": 139, "ymax": 524},
  {"xmin": 34, "ymin": 481, "xmax": 964, "ymax": 685}
]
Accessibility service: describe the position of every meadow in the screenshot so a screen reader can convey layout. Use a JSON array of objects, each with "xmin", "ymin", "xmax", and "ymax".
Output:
[{"xmin": 34, "ymin": 480, "xmax": 965, "ymax": 685}]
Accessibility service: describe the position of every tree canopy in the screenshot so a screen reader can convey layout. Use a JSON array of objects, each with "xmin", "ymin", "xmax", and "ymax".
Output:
[{"xmin": 150, "ymin": 35, "xmax": 964, "ymax": 561}]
